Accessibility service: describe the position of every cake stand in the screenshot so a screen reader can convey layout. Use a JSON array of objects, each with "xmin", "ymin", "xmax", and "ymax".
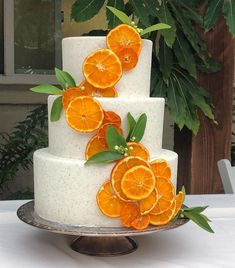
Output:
[{"xmin": 17, "ymin": 201, "xmax": 188, "ymax": 257}]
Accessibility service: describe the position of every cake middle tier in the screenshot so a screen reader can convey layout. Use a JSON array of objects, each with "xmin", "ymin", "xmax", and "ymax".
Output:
[{"xmin": 48, "ymin": 96, "xmax": 165, "ymax": 159}]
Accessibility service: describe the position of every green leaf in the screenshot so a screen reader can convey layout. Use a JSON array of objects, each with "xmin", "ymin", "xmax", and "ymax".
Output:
[
  {"xmin": 170, "ymin": 1, "xmax": 206, "ymax": 55},
  {"xmin": 106, "ymin": 125, "xmax": 127, "ymax": 150},
  {"xmin": 184, "ymin": 211, "xmax": 214, "ymax": 233},
  {"xmin": 204, "ymin": 0, "xmax": 224, "ymax": 32},
  {"xmin": 196, "ymin": 56, "xmax": 222, "ymax": 74},
  {"xmin": 126, "ymin": 112, "xmax": 137, "ymax": 141},
  {"xmin": 223, "ymin": 0, "xmax": 235, "ymax": 37},
  {"xmin": 181, "ymin": 185, "xmax": 186, "ymax": 200},
  {"xmin": 30, "ymin": 84, "xmax": 63, "ymax": 95},
  {"xmin": 50, "ymin": 96, "xmax": 63, "ymax": 122},
  {"xmin": 71, "ymin": 0, "xmax": 105, "ymax": 22},
  {"xmin": 55, "ymin": 68, "xmax": 76, "ymax": 89},
  {"xmin": 177, "ymin": 1, "xmax": 203, "ymax": 25},
  {"xmin": 106, "ymin": 6, "xmax": 132, "ymax": 25},
  {"xmin": 129, "ymin": 0, "xmax": 151, "ymax": 26},
  {"xmin": 155, "ymin": 1, "xmax": 177, "ymax": 48},
  {"xmin": 140, "ymin": 23, "xmax": 171, "ymax": 36},
  {"xmin": 85, "ymin": 150, "xmax": 123, "ymax": 164},
  {"xmin": 130, "ymin": 113, "xmax": 147, "ymax": 142},
  {"xmin": 106, "ymin": 0, "xmax": 125, "ymax": 29},
  {"xmin": 183, "ymin": 206, "xmax": 209, "ymax": 214},
  {"xmin": 159, "ymin": 37, "xmax": 173, "ymax": 79},
  {"xmin": 173, "ymin": 31, "xmax": 196, "ymax": 77}
]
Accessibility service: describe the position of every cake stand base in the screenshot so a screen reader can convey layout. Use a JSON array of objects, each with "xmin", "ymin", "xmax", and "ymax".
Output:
[{"xmin": 71, "ymin": 236, "xmax": 137, "ymax": 256}]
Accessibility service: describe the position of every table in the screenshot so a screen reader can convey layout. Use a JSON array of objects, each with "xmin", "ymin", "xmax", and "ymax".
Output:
[{"xmin": 0, "ymin": 195, "xmax": 234, "ymax": 268}]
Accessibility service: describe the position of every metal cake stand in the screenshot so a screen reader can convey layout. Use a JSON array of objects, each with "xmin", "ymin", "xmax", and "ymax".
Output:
[{"xmin": 17, "ymin": 201, "xmax": 188, "ymax": 257}]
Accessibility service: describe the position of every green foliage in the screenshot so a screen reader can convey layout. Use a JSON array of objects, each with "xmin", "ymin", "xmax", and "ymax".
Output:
[
  {"xmin": 50, "ymin": 96, "xmax": 63, "ymax": 122},
  {"xmin": 129, "ymin": 114, "xmax": 147, "ymax": 142},
  {"xmin": 69, "ymin": 0, "xmax": 235, "ymax": 134},
  {"xmin": 0, "ymin": 105, "xmax": 48, "ymax": 190},
  {"xmin": 85, "ymin": 151, "xmax": 123, "ymax": 164},
  {"xmin": 55, "ymin": 67, "xmax": 76, "ymax": 89},
  {"xmin": 106, "ymin": 125, "xmax": 127, "ymax": 150},
  {"xmin": 30, "ymin": 84, "xmax": 63, "ymax": 95}
]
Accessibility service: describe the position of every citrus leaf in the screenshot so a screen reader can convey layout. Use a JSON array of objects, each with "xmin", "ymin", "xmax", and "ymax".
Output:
[
  {"xmin": 129, "ymin": 0, "xmax": 151, "ymax": 26},
  {"xmin": 106, "ymin": 0, "xmax": 125, "ymax": 29},
  {"xmin": 106, "ymin": 125, "xmax": 127, "ymax": 150},
  {"xmin": 173, "ymin": 31, "xmax": 196, "ymax": 77},
  {"xmin": 71, "ymin": 0, "xmax": 105, "ymax": 22},
  {"xmin": 130, "ymin": 113, "xmax": 147, "ymax": 142},
  {"xmin": 204, "ymin": 0, "xmax": 224, "ymax": 32},
  {"xmin": 159, "ymin": 37, "xmax": 173, "ymax": 79},
  {"xmin": 183, "ymin": 211, "xmax": 214, "ymax": 233},
  {"xmin": 85, "ymin": 150, "xmax": 123, "ymax": 164},
  {"xmin": 223, "ymin": 0, "xmax": 235, "ymax": 37},
  {"xmin": 155, "ymin": 1, "xmax": 177, "ymax": 48},
  {"xmin": 106, "ymin": 6, "xmax": 132, "ymax": 25},
  {"xmin": 55, "ymin": 68, "xmax": 76, "ymax": 89},
  {"xmin": 126, "ymin": 112, "xmax": 137, "ymax": 141},
  {"xmin": 183, "ymin": 206, "xmax": 209, "ymax": 214},
  {"xmin": 140, "ymin": 23, "xmax": 171, "ymax": 36},
  {"xmin": 50, "ymin": 96, "xmax": 63, "ymax": 122},
  {"xmin": 30, "ymin": 84, "xmax": 63, "ymax": 95}
]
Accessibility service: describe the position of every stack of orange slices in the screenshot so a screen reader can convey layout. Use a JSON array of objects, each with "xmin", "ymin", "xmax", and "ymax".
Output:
[{"xmin": 97, "ymin": 154, "xmax": 184, "ymax": 230}]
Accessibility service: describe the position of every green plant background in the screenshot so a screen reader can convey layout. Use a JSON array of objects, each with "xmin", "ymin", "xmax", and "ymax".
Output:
[{"xmin": 0, "ymin": 0, "xmax": 234, "ymax": 198}]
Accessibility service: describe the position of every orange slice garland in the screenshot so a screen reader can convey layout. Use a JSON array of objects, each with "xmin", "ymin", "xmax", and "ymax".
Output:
[
  {"xmin": 83, "ymin": 49, "xmax": 122, "ymax": 88},
  {"xmin": 85, "ymin": 135, "xmax": 107, "ymax": 160},
  {"xmin": 127, "ymin": 142, "xmax": 150, "ymax": 161},
  {"xmin": 116, "ymin": 47, "xmax": 138, "ymax": 71},
  {"xmin": 111, "ymin": 156, "xmax": 151, "ymax": 202},
  {"xmin": 139, "ymin": 189, "xmax": 158, "ymax": 215},
  {"xmin": 150, "ymin": 177, "xmax": 175, "ymax": 215},
  {"xmin": 150, "ymin": 200, "xmax": 176, "ymax": 226},
  {"xmin": 79, "ymin": 80, "xmax": 118, "ymax": 98},
  {"xmin": 121, "ymin": 165, "xmax": 155, "ymax": 200},
  {"xmin": 62, "ymin": 87, "xmax": 92, "ymax": 109},
  {"xmin": 97, "ymin": 180, "xmax": 124, "ymax": 218},
  {"xmin": 103, "ymin": 111, "xmax": 121, "ymax": 127},
  {"xmin": 97, "ymin": 123, "xmax": 123, "ymax": 147},
  {"xmin": 131, "ymin": 214, "xmax": 150, "ymax": 230},
  {"xmin": 66, "ymin": 96, "xmax": 104, "ymax": 133},
  {"xmin": 150, "ymin": 159, "xmax": 171, "ymax": 180},
  {"xmin": 107, "ymin": 24, "xmax": 142, "ymax": 56},
  {"xmin": 173, "ymin": 191, "xmax": 184, "ymax": 218},
  {"xmin": 120, "ymin": 202, "xmax": 139, "ymax": 227}
]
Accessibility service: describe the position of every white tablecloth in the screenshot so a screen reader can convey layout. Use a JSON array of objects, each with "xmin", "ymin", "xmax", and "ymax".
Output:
[{"xmin": 0, "ymin": 195, "xmax": 234, "ymax": 268}]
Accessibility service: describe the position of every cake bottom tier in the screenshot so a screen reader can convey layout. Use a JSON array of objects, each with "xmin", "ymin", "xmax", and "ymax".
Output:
[{"xmin": 34, "ymin": 148, "xmax": 178, "ymax": 227}]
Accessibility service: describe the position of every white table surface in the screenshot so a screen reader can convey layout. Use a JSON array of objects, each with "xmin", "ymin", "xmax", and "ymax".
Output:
[{"xmin": 0, "ymin": 195, "xmax": 234, "ymax": 268}]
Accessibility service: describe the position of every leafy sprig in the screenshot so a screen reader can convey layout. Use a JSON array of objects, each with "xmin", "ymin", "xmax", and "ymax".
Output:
[
  {"xmin": 30, "ymin": 67, "xmax": 77, "ymax": 122},
  {"xmin": 86, "ymin": 113, "xmax": 147, "ymax": 164}
]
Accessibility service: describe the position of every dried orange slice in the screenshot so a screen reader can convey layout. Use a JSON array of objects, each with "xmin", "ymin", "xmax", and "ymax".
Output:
[
  {"xmin": 131, "ymin": 214, "xmax": 150, "ymax": 230},
  {"xmin": 62, "ymin": 87, "xmax": 92, "ymax": 109},
  {"xmin": 150, "ymin": 159, "xmax": 171, "ymax": 180},
  {"xmin": 97, "ymin": 123, "xmax": 123, "ymax": 147},
  {"xmin": 79, "ymin": 80, "xmax": 118, "ymax": 97},
  {"xmin": 66, "ymin": 96, "xmax": 104, "ymax": 133},
  {"xmin": 150, "ymin": 200, "xmax": 176, "ymax": 226},
  {"xmin": 85, "ymin": 135, "xmax": 107, "ymax": 160},
  {"xmin": 127, "ymin": 142, "xmax": 150, "ymax": 161},
  {"xmin": 121, "ymin": 165, "xmax": 155, "ymax": 200},
  {"xmin": 120, "ymin": 202, "xmax": 139, "ymax": 227},
  {"xmin": 116, "ymin": 47, "xmax": 138, "ymax": 71},
  {"xmin": 173, "ymin": 191, "xmax": 184, "ymax": 218},
  {"xmin": 111, "ymin": 156, "xmax": 151, "ymax": 201},
  {"xmin": 83, "ymin": 49, "xmax": 122, "ymax": 88},
  {"xmin": 103, "ymin": 111, "xmax": 121, "ymax": 127},
  {"xmin": 107, "ymin": 24, "xmax": 142, "ymax": 56},
  {"xmin": 139, "ymin": 189, "xmax": 158, "ymax": 215},
  {"xmin": 150, "ymin": 177, "xmax": 175, "ymax": 215},
  {"xmin": 97, "ymin": 180, "xmax": 123, "ymax": 218}
]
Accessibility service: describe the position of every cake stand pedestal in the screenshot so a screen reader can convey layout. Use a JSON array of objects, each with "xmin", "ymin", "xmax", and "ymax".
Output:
[{"xmin": 17, "ymin": 201, "xmax": 188, "ymax": 257}]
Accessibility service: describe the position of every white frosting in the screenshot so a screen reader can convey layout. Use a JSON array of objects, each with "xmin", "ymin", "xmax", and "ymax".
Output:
[
  {"xmin": 34, "ymin": 148, "xmax": 178, "ymax": 227},
  {"xmin": 62, "ymin": 37, "xmax": 152, "ymax": 98},
  {"xmin": 48, "ymin": 95, "xmax": 165, "ymax": 159}
]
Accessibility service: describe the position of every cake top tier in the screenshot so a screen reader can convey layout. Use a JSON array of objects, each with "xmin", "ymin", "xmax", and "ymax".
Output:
[{"xmin": 62, "ymin": 37, "xmax": 152, "ymax": 98}]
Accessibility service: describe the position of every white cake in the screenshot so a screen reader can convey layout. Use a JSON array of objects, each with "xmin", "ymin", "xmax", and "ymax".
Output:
[{"xmin": 33, "ymin": 37, "xmax": 178, "ymax": 227}]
